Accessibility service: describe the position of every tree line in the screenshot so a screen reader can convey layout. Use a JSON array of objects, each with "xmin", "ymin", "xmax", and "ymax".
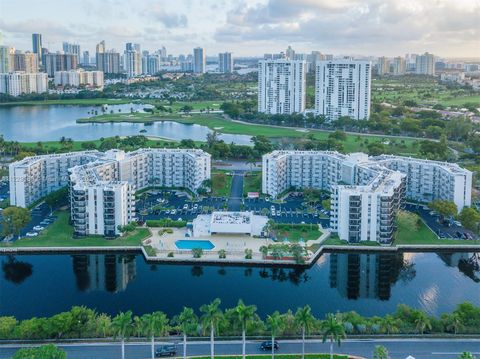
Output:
[{"xmin": 1, "ymin": 301, "xmax": 480, "ymax": 359}]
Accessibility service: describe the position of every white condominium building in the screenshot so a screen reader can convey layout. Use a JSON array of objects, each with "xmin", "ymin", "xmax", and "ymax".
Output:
[
  {"xmin": 372, "ymin": 155, "xmax": 472, "ymax": 211},
  {"xmin": 0, "ymin": 72, "xmax": 48, "ymax": 96},
  {"xmin": 392, "ymin": 57, "xmax": 406, "ymax": 76},
  {"xmin": 315, "ymin": 60, "xmax": 371, "ymax": 121},
  {"xmin": 54, "ymin": 70, "xmax": 104, "ymax": 88},
  {"xmin": 377, "ymin": 57, "xmax": 390, "ymax": 76},
  {"xmin": 193, "ymin": 47, "xmax": 206, "ymax": 74},
  {"xmin": 124, "ymin": 50, "xmax": 141, "ymax": 78},
  {"xmin": 262, "ymin": 151, "xmax": 472, "ymax": 244},
  {"xmin": 218, "ymin": 52, "xmax": 233, "ymax": 73},
  {"xmin": 9, "ymin": 151, "xmax": 103, "ymax": 208},
  {"xmin": 415, "ymin": 52, "xmax": 435, "ymax": 75},
  {"xmin": 9, "ymin": 149, "xmax": 211, "ymax": 237},
  {"xmin": 258, "ymin": 59, "xmax": 306, "ymax": 114}
]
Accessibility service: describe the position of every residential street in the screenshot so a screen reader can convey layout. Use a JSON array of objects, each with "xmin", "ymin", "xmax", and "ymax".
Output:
[{"xmin": 1, "ymin": 338, "xmax": 479, "ymax": 359}]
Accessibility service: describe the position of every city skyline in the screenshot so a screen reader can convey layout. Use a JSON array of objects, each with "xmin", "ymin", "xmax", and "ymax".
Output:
[{"xmin": 1, "ymin": 0, "xmax": 479, "ymax": 58}]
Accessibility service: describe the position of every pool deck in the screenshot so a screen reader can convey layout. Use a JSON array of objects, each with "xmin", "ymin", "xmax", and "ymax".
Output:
[{"xmin": 145, "ymin": 227, "xmax": 278, "ymax": 261}]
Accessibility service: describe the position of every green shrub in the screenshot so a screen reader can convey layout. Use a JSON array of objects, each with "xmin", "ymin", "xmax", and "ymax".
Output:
[
  {"xmin": 192, "ymin": 248, "xmax": 203, "ymax": 258},
  {"xmin": 146, "ymin": 219, "xmax": 187, "ymax": 228},
  {"xmin": 167, "ymin": 252, "xmax": 174, "ymax": 257},
  {"xmin": 219, "ymin": 249, "xmax": 226, "ymax": 259}
]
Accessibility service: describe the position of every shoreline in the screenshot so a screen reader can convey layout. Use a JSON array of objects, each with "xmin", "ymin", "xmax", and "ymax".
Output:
[{"xmin": 1, "ymin": 243, "xmax": 478, "ymax": 267}]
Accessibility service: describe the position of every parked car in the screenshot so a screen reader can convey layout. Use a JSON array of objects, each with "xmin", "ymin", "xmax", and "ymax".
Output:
[
  {"xmin": 155, "ymin": 345, "xmax": 177, "ymax": 357},
  {"xmin": 260, "ymin": 340, "xmax": 279, "ymax": 351},
  {"xmin": 455, "ymin": 231, "xmax": 463, "ymax": 238},
  {"xmin": 183, "ymin": 204, "xmax": 188, "ymax": 210},
  {"xmin": 33, "ymin": 225, "xmax": 44, "ymax": 231},
  {"xmin": 171, "ymin": 209, "xmax": 177, "ymax": 215},
  {"xmin": 25, "ymin": 232, "xmax": 38, "ymax": 237}
]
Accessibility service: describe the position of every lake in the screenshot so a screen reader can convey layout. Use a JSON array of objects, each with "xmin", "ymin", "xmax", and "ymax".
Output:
[
  {"xmin": 0, "ymin": 104, "xmax": 252, "ymax": 145},
  {"xmin": 1, "ymin": 251, "xmax": 479, "ymax": 320}
]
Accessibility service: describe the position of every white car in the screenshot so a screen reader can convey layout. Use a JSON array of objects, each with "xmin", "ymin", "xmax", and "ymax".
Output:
[
  {"xmin": 171, "ymin": 209, "xmax": 177, "ymax": 215},
  {"xmin": 165, "ymin": 210, "xmax": 170, "ymax": 214},
  {"xmin": 183, "ymin": 204, "xmax": 189, "ymax": 210},
  {"xmin": 26, "ymin": 232, "xmax": 38, "ymax": 237},
  {"xmin": 33, "ymin": 225, "xmax": 45, "ymax": 231}
]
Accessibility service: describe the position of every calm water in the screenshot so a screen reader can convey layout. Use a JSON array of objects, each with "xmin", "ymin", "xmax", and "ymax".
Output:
[
  {"xmin": 1, "ymin": 251, "xmax": 479, "ymax": 320},
  {"xmin": 0, "ymin": 104, "xmax": 252, "ymax": 144}
]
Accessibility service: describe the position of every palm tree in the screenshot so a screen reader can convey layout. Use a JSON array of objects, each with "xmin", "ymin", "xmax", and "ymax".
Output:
[
  {"xmin": 112, "ymin": 311, "xmax": 133, "ymax": 359},
  {"xmin": 174, "ymin": 307, "xmax": 198, "ymax": 359},
  {"xmin": 266, "ymin": 311, "xmax": 284, "ymax": 359},
  {"xmin": 294, "ymin": 305, "xmax": 316, "ymax": 359},
  {"xmin": 380, "ymin": 314, "xmax": 399, "ymax": 335},
  {"xmin": 414, "ymin": 312, "xmax": 432, "ymax": 335},
  {"xmin": 200, "ymin": 298, "xmax": 223, "ymax": 359},
  {"xmin": 446, "ymin": 313, "xmax": 463, "ymax": 334},
  {"xmin": 232, "ymin": 300, "xmax": 257, "ymax": 359},
  {"xmin": 321, "ymin": 314, "xmax": 346, "ymax": 359},
  {"xmin": 142, "ymin": 311, "xmax": 169, "ymax": 359}
]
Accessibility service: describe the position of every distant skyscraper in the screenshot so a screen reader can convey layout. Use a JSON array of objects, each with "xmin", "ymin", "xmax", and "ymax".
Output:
[
  {"xmin": 159, "ymin": 46, "xmax": 167, "ymax": 59},
  {"xmin": 63, "ymin": 42, "xmax": 81, "ymax": 64},
  {"xmin": 193, "ymin": 47, "xmax": 205, "ymax": 73},
  {"xmin": 124, "ymin": 50, "xmax": 141, "ymax": 77},
  {"xmin": 315, "ymin": 60, "xmax": 372, "ymax": 121},
  {"xmin": 44, "ymin": 53, "xmax": 78, "ymax": 77},
  {"xmin": 12, "ymin": 51, "xmax": 38, "ymax": 73},
  {"xmin": 415, "ymin": 52, "xmax": 435, "ymax": 75},
  {"xmin": 126, "ymin": 43, "xmax": 140, "ymax": 52},
  {"xmin": 258, "ymin": 59, "xmax": 306, "ymax": 115},
  {"xmin": 218, "ymin": 52, "xmax": 233, "ymax": 73},
  {"xmin": 0, "ymin": 46, "xmax": 13, "ymax": 73},
  {"xmin": 377, "ymin": 57, "xmax": 390, "ymax": 76},
  {"xmin": 286, "ymin": 45, "xmax": 295, "ymax": 60},
  {"xmin": 392, "ymin": 57, "xmax": 406, "ymax": 76},
  {"xmin": 96, "ymin": 40, "xmax": 106, "ymax": 54},
  {"xmin": 82, "ymin": 51, "xmax": 90, "ymax": 65},
  {"xmin": 32, "ymin": 33, "xmax": 42, "ymax": 65}
]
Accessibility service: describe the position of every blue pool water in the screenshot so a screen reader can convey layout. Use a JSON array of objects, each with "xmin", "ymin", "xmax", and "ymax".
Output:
[{"xmin": 175, "ymin": 240, "xmax": 215, "ymax": 250}]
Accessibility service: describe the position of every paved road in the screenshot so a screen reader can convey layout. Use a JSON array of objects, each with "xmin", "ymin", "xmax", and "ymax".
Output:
[
  {"xmin": 1, "ymin": 338, "xmax": 479, "ymax": 359},
  {"xmin": 227, "ymin": 172, "xmax": 244, "ymax": 211}
]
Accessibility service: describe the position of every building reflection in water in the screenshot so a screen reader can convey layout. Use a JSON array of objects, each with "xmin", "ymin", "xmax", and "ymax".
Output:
[
  {"xmin": 72, "ymin": 254, "xmax": 136, "ymax": 293},
  {"xmin": 329, "ymin": 252, "xmax": 414, "ymax": 300},
  {"xmin": 438, "ymin": 252, "xmax": 480, "ymax": 283}
]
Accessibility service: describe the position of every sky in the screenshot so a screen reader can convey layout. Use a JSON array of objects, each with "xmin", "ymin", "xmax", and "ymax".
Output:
[{"xmin": 1, "ymin": 0, "xmax": 479, "ymax": 58}]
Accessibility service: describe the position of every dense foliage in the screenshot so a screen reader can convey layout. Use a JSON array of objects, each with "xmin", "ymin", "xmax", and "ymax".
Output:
[{"xmin": 1, "ymin": 302, "xmax": 479, "ymax": 340}]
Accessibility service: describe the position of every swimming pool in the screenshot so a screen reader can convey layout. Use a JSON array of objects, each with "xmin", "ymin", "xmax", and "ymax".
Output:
[{"xmin": 175, "ymin": 240, "xmax": 215, "ymax": 250}]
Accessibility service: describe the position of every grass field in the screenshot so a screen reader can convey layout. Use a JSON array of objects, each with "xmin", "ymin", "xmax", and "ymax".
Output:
[
  {"xmin": 372, "ymin": 76, "xmax": 480, "ymax": 107},
  {"xmin": 243, "ymin": 172, "xmax": 262, "ymax": 195},
  {"xmin": 394, "ymin": 211, "xmax": 476, "ymax": 245},
  {"xmin": 79, "ymin": 112, "xmax": 422, "ymax": 156},
  {"xmin": 212, "ymin": 171, "xmax": 233, "ymax": 197},
  {"xmin": 272, "ymin": 224, "xmax": 322, "ymax": 242},
  {"xmin": 0, "ymin": 211, "xmax": 150, "ymax": 247}
]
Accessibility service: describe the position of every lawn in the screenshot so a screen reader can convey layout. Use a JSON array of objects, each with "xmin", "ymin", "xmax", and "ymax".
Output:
[
  {"xmin": 272, "ymin": 223, "xmax": 322, "ymax": 242},
  {"xmin": 371, "ymin": 75, "xmax": 480, "ymax": 107},
  {"xmin": 80, "ymin": 112, "xmax": 422, "ymax": 156},
  {"xmin": 243, "ymin": 172, "xmax": 262, "ymax": 195},
  {"xmin": 321, "ymin": 236, "xmax": 381, "ymax": 247},
  {"xmin": 394, "ymin": 211, "xmax": 477, "ymax": 245},
  {"xmin": 0, "ymin": 211, "xmax": 150, "ymax": 247},
  {"xmin": 212, "ymin": 171, "xmax": 233, "ymax": 197}
]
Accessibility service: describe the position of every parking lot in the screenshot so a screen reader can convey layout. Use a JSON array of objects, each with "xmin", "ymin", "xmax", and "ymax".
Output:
[
  {"xmin": 406, "ymin": 203, "xmax": 478, "ymax": 240},
  {"xmin": 136, "ymin": 190, "xmax": 331, "ymax": 228}
]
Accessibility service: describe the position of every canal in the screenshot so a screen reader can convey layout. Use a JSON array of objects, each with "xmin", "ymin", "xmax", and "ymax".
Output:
[{"xmin": 1, "ymin": 251, "xmax": 479, "ymax": 320}]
